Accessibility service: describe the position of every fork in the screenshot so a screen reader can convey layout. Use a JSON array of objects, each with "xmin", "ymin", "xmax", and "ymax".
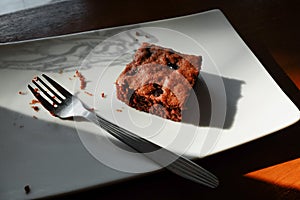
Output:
[{"xmin": 28, "ymin": 74, "xmax": 219, "ymax": 188}]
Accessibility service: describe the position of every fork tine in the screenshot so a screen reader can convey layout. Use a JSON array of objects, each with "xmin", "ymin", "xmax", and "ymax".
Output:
[
  {"xmin": 168, "ymin": 159, "xmax": 219, "ymax": 188},
  {"xmin": 176, "ymin": 158, "xmax": 218, "ymax": 183},
  {"xmin": 32, "ymin": 78, "xmax": 60, "ymax": 106},
  {"xmin": 28, "ymin": 84, "xmax": 54, "ymax": 112},
  {"xmin": 35, "ymin": 76, "xmax": 64, "ymax": 102},
  {"xmin": 42, "ymin": 74, "xmax": 72, "ymax": 98}
]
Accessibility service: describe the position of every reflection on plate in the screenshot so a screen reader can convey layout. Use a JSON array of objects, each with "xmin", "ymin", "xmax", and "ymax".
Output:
[
  {"xmin": 76, "ymin": 26, "xmax": 228, "ymax": 174},
  {"xmin": 0, "ymin": 9, "xmax": 299, "ymax": 199}
]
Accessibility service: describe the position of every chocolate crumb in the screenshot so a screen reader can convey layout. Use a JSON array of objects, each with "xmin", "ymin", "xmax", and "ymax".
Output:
[
  {"xmin": 18, "ymin": 91, "xmax": 26, "ymax": 95},
  {"xmin": 84, "ymin": 91, "xmax": 93, "ymax": 96},
  {"xmin": 24, "ymin": 185, "xmax": 31, "ymax": 194},
  {"xmin": 29, "ymin": 99, "xmax": 40, "ymax": 105},
  {"xmin": 101, "ymin": 92, "xmax": 106, "ymax": 98},
  {"xmin": 31, "ymin": 106, "xmax": 39, "ymax": 112},
  {"xmin": 74, "ymin": 70, "xmax": 86, "ymax": 90},
  {"xmin": 50, "ymin": 111, "xmax": 56, "ymax": 116}
]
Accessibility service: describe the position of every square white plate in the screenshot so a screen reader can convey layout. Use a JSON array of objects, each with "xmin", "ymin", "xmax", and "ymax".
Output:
[{"xmin": 0, "ymin": 9, "xmax": 299, "ymax": 199}]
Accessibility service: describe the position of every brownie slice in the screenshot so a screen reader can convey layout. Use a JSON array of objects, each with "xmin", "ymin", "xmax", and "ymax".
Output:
[{"xmin": 115, "ymin": 42, "xmax": 201, "ymax": 122}]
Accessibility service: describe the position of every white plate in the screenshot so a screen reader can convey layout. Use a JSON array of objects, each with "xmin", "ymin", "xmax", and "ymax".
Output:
[{"xmin": 0, "ymin": 9, "xmax": 299, "ymax": 199}]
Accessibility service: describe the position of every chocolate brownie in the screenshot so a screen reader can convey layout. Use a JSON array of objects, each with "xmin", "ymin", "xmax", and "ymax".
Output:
[{"xmin": 115, "ymin": 43, "xmax": 201, "ymax": 122}]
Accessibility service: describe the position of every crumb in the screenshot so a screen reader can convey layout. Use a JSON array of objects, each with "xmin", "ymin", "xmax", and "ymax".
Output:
[
  {"xmin": 69, "ymin": 77, "xmax": 72, "ymax": 80},
  {"xmin": 33, "ymin": 115, "xmax": 38, "ymax": 119},
  {"xmin": 31, "ymin": 106, "xmax": 39, "ymax": 112},
  {"xmin": 84, "ymin": 91, "xmax": 93, "ymax": 96},
  {"xmin": 33, "ymin": 76, "xmax": 38, "ymax": 81},
  {"xmin": 88, "ymin": 108, "xmax": 95, "ymax": 112},
  {"xmin": 29, "ymin": 99, "xmax": 40, "ymax": 105},
  {"xmin": 135, "ymin": 38, "xmax": 138, "ymax": 41},
  {"xmin": 24, "ymin": 185, "xmax": 31, "ymax": 194},
  {"xmin": 135, "ymin": 31, "xmax": 141, "ymax": 36},
  {"xmin": 74, "ymin": 70, "xmax": 86, "ymax": 90},
  {"xmin": 34, "ymin": 88, "xmax": 38, "ymax": 92},
  {"xmin": 58, "ymin": 69, "xmax": 63, "ymax": 74},
  {"xmin": 101, "ymin": 92, "xmax": 106, "ymax": 98},
  {"xmin": 49, "ymin": 111, "xmax": 56, "ymax": 116},
  {"xmin": 19, "ymin": 125, "xmax": 24, "ymax": 128},
  {"xmin": 18, "ymin": 91, "xmax": 26, "ymax": 95},
  {"xmin": 145, "ymin": 35, "xmax": 150, "ymax": 38},
  {"xmin": 116, "ymin": 109, "xmax": 123, "ymax": 112}
]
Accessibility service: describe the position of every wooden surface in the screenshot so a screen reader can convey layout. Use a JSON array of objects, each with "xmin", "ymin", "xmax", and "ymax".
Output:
[{"xmin": 1, "ymin": 0, "xmax": 300, "ymax": 199}]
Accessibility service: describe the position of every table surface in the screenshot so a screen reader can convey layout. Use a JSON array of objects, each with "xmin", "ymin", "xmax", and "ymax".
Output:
[{"xmin": 1, "ymin": 0, "xmax": 300, "ymax": 199}]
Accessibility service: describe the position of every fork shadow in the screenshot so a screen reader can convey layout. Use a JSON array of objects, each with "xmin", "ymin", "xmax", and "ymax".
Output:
[{"xmin": 182, "ymin": 72, "xmax": 245, "ymax": 129}]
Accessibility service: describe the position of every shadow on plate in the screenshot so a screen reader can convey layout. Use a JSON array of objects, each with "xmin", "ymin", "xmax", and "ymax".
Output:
[
  {"xmin": 0, "ymin": 25, "xmax": 159, "ymax": 72},
  {"xmin": 183, "ymin": 72, "xmax": 245, "ymax": 129},
  {"xmin": 0, "ymin": 106, "xmax": 133, "ymax": 199}
]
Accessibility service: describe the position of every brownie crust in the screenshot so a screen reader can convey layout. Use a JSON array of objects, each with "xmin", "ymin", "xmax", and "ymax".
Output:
[{"xmin": 115, "ymin": 43, "xmax": 201, "ymax": 121}]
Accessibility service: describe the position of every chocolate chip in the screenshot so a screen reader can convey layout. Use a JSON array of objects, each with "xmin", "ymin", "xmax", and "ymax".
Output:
[
  {"xmin": 153, "ymin": 83, "xmax": 160, "ymax": 88},
  {"xmin": 152, "ymin": 88, "xmax": 163, "ymax": 97},
  {"xmin": 144, "ymin": 47, "xmax": 152, "ymax": 58},
  {"xmin": 24, "ymin": 185, "xmax": 31, "ymax": 194}
]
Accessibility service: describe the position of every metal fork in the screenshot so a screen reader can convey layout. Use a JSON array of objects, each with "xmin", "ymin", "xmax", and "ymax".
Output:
[{"xmin": 28, "ymin": 74, "xmax": 219, "ymax": 188}]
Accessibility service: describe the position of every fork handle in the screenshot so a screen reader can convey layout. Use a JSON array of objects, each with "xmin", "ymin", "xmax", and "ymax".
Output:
[{"xmin": 87, "ymin": 113, "xmax": 218, "ymax": 188}]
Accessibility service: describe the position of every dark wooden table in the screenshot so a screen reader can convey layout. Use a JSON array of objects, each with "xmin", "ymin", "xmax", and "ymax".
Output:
[{"xmin": 1, "ymin": 0, "xmax": 300, "ymax": 199}]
